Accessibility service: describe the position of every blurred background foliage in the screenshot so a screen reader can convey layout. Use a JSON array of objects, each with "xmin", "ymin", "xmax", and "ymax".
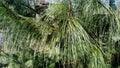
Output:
[{"xmin": 0, "ymin": 0, "xmax": 120, "ymax": 68}]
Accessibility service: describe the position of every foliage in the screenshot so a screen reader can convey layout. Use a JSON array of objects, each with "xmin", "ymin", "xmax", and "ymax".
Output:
[{"xmin": 0, "ymin": 0, "xmax": 120, "ymax": 68}]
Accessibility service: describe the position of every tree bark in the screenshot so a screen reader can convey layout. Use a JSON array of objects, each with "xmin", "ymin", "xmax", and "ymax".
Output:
[{"xmin": 28, "ymin": 0, "xmax": 41, "ymax": 20}]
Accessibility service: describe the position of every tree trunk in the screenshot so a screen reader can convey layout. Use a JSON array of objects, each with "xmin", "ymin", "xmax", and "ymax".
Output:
[
  {"xmin": 36, "ymin": 0, "xmax": 46, "ymax": 20},
  {"xmin": 28, "ymin": 0, "xmax": 42, "ymax": 20},
  {"xmin": 28, "ymin": 0, "xmax": 35, "ymax": 9}
]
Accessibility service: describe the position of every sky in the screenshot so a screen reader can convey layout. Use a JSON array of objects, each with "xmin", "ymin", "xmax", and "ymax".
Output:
[
  {"xmin": 45, "ymin": 0, "xmax": 54, "ymax": 3},
  {"xmin": 116, "ymin": 0, "xmax": 120, "ymax": 4},
  {"xmin": 116, "ymin": 0, "xmax": 120, "ymax": 2}
]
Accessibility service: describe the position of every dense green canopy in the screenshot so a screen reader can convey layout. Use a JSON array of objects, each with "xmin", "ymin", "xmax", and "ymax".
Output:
[{"xmin": 0, "ymin": 0, "xmax": 120, "ymax": 68}]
